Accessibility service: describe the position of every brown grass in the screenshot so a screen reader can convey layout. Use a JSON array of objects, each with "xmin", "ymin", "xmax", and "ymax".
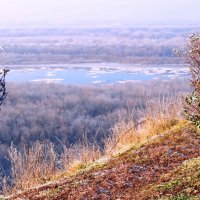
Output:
[
  {"xmin": 1, "ymin": 142, "xmax": 102, "ymax": 195},
  {"xmin": 1, "ymin": 97, "xmax": 183, "ymax": 196},
  {"xmin": 7, "ymin": 141, "xmax": 57, "ymax": 193},
  {"xmin": 105, "ymin": 97, "xmax": 182, "ymax": 155},
  {"xmin": 61, "ymin": 144, "xmax": 102, "ymax": 174}
]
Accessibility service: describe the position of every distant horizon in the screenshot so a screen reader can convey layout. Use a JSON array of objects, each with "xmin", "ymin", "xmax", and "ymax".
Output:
[
  {"xmin": 0, "ymin": 0, "xmax": 199, "ymax": 29},
  {"xmin": 0, "ymin": 19, "xmax": 200, "ymax": 29}
]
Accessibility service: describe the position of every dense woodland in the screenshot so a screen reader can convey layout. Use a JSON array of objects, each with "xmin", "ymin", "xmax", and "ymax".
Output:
[
  {"xmin": 0, "ymin": 80, "xmax": 190, "ymax": 172},
  {"xmin": 0, "ymin": 27, "xmax": 194, "ymax": 65}
]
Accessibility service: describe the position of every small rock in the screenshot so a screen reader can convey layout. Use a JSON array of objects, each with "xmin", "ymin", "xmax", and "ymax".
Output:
[
  {"xmin": 168, "ymin": 149, "xmax": 174, "ymax": 156},
  {"xmin": 93, "ymin": 171, "xmax": 106, "ymax": 177},
  {"xmin": 131, "ymin": 165, "xmax": 146, "ymax": 173},
  {"xmin": 175, "ymin": 152, "xmax": 186, "ymax": 158},
  {"xmin": 98, "ymin": 187, "xmax": 110, "ymax": 195},
  {"xmin": 108, "ymin": 180, "xmax": 114, "ymax": 187},
  {"xmin": 125, "ymin": 182, "xmax": 132, "ymax": 187},
  {"xmin": 168, "ymin": 149, "xmax": 185, "ymax": 158},
  {"xmin": 134, "ymin": 175, "xmax": 143, "ymax": 180}
]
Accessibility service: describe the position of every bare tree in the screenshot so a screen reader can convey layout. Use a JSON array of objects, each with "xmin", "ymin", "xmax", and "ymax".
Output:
[
  {"xmin": 0, "ymin": 69, "xmax": 9, "ymax": 107},
  {"xmin": 183, "ymin": 33, "xmax": 200, "ymax": 127}
]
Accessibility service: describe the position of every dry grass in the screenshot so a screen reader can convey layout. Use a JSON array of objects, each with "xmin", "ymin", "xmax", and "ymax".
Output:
[
  {"xmin": 61, "ymin": 144, "xmax": 102, "ymax": 174},
  {"xmin": 7, "ymin": 142, "xmax": 57, "ymax": 193},
  {"xmin": 105, "ymin": 96, "xmax": 182, "ymax": 155},
  {"xmin": 1, "ymin": 96, "xmax": 183, "ymax": 196},
  {"xmin": 1, "ymin": 142, "xmax": 102, "ymax": 195}
]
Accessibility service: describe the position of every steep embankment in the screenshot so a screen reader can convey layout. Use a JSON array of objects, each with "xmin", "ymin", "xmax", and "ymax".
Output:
[{"xmin": 4, "ymin": 122, "xmax": 200, "ymax": 200}]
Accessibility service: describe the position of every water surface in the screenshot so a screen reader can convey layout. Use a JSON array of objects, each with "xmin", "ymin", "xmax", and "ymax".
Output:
[{"xmin": 6, "ymin": 63, "xmax": 189, "ymax": 84}]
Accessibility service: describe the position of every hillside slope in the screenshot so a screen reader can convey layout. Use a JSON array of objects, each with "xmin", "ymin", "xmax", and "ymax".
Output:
[{"xmin": 4, "ymin": 122, "xmax": 200, "ymax": 200}]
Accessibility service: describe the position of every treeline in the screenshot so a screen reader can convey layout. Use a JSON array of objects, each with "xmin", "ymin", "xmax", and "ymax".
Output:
[{"xmin": 0, "ymin": 27, "xmax": 193, "ymax": 65}]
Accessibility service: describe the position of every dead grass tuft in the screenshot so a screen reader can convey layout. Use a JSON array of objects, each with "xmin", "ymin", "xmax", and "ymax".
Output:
[
  {"xmin": 105, "ymin": 97, "xmax": 181, "ymax": 155},
  {"xmin": 2, "ymin": 142, "xmax": 101, "ymax": 195}
]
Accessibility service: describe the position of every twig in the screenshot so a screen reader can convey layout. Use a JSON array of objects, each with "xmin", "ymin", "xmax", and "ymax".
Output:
[{"xmin": 109, "ymin": 119, "xmax": 146, "ymax": 154}]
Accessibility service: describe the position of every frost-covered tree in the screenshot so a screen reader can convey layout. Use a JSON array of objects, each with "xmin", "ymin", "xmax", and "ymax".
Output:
[
  {"xmin": 183, "ymin": 34, "xmax": 200, "ymax": 127},
  {"xmin": 0, "ymin": 69, "xmax": 8, "ymax": 107}
]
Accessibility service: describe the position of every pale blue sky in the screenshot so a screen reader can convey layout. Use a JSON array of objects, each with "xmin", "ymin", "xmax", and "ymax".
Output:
[{"xmin": 0, "ymin": 0, "xmax": 199, "ymax": 27}]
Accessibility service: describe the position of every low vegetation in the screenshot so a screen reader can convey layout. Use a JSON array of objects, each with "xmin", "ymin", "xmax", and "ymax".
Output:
[{"xmin": 148, "ymin": 157, "xmax": 200, "ymax": 199}]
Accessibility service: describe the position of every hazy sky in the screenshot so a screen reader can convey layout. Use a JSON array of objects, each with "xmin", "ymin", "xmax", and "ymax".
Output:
[{"xmin": 0, "ymin": 0, "xmax": 199, "ymax": 27}]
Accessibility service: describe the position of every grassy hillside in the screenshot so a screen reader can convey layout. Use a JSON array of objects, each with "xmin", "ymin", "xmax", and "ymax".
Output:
[{"xmin": 2, "ymin": 120, "xmax": 200, "ymax": 200}]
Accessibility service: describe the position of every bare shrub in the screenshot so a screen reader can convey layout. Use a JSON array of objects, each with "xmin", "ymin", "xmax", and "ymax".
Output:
[{"xmin": 183, "ymin": 34, "xmax": 200, "ymax": 127}]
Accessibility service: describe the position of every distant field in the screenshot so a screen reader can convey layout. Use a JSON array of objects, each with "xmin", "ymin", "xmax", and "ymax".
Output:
[{"xmin": 0, "ymin": 26, "xmax": 194, "ymax": 65}]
